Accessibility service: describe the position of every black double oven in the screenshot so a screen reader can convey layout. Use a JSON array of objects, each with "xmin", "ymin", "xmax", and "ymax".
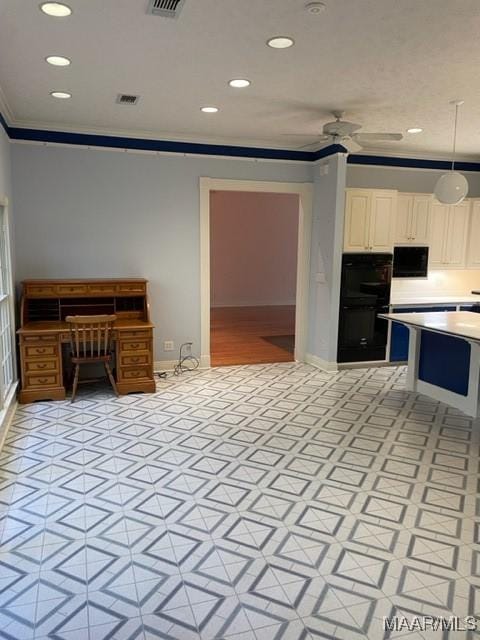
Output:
[{"xmin": 337, "ymin": 253, "xmax": 392, "ymax": 363}]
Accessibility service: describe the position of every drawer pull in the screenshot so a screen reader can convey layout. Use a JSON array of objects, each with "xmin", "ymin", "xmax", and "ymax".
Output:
[
  {"xmin": 37, "ymin": 348, "xmax": 46, "ymax": 354},
  {"xmin": 131, "ymin": 357, "xmax": 140, "ymax": 363},
  {"xmin": 38, "ymin": 378, "xmax": 48, "ymax": 384},
  {"xmin": 131, "ymin": 343, "xmax": 139, "ymax": 349},
  {"xmin": 37, "ymin": 364, "xmax": 47, "ymax": 369}
]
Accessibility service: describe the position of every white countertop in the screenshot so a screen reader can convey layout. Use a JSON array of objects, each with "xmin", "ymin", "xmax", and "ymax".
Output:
[
  {"xmin": 380, "ymin": 311, "xmax": 480, "ymax": 341},
  {"xmin": 391, "ymin": 295, "xmax": 480, "ymax": 305}
]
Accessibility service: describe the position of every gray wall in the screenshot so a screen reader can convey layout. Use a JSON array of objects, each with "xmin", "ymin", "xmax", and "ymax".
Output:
[
  {"xmin": 307, "ymin": 154, "xmax": 347, "ymax": 364},
  {"xmin": 0, "ymin": 128, "xmax": 11, "ymax": 200},
  {"xmin": 347, "ymin": 164, "xmax": 480, "ymax": 196},
  {"xmin": 12, "ymin": 143, "xmax": 311, "ymax": 362}
]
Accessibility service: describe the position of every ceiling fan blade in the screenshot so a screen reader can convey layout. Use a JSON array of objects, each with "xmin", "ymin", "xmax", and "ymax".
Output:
[
  {"xmin": 281, "ymin": 133, "xmax": 331, "ymax": 141},
  {"xmin": 295, "ymin": 141, "xmax": 323, "ymax": 150},
  {"xmin": 340, "ymin": 138, "xmax": 363, "ymax": 153},
  {"xmin": 281, "ymin": 133, "xmax": 320, "ymax": 137},
  {"xmin": 353, "ymin": 133, "xmax": 403, "ymax": 143}
]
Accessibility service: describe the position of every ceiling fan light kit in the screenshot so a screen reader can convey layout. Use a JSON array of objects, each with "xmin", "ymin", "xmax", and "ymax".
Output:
[{"xmin": 434, "ymin": 100, "xmax": 468, "ymax": 205}]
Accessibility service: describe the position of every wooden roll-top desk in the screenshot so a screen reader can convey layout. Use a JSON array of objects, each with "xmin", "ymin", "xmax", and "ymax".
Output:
[{"xmin": 17, "ymin": 278, "xmax": 156, "ymax": 403}]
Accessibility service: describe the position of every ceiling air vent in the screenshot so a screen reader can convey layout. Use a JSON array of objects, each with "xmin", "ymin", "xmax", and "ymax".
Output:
[
  {"xmin": 146, "ymin": 0, "xmax": 186, "ymax": 18},
  {"xmin": 116, "ymin": 94, "xmax": 140, "ymax": 106}
]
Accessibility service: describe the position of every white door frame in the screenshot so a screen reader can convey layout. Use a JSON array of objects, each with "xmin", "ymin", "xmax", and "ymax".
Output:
[{"xmin": 200, "ymin": 177, "xmax": 313, "ymax": 367}]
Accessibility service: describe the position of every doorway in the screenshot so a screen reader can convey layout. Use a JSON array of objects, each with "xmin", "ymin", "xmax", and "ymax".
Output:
[
  {"xmin": 199, "ymin": 178, "xmax": 313, "ymax": 368},
  {"xmin": 210, "ymin": 191, "xmax": 299, "ymax": 366}
]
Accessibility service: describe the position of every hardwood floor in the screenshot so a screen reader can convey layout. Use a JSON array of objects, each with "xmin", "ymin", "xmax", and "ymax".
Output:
[{"xmin": 210, "ymin": 305, "xmax": 295, "ymax": 366}]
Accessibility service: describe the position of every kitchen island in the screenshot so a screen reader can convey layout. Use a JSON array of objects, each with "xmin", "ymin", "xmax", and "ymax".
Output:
[{"xmin": 379, "ymin": 311, "xmax": 480, "ymax": 417}]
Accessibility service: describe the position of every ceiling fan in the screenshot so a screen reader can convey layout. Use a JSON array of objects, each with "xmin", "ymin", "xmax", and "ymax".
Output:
[{"xmin": 289, "ymin": 111, "xmax": 403, "ymax": 152}]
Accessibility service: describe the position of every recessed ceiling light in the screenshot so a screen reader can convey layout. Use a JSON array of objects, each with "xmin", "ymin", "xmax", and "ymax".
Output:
[
  {"xmin": 50, "ymin": 91, "xmax": 71, "ymax": 99},
  {"xmin": 407, "ymin": 127, "xmax": 423, "ymax": 134},
  {"xmin": 267, "ymin": 36, "xmax": 295, "ymax": 49},
  {"xmin": 228, "ymin": 79, "xmax": 251, "ymax": 88},
  {"xmin": 305, "ymin": 2, "xmax": 326, "ymax": 14},
  {"xmin": 40, "ymin": 2, "xmax": 72, "ymax": 17},
  {"xmin": 46, "ymin": 55, "xmax": 71, "ymax": 67},
  {"xmin": 200, "ymin": 106, "xmax": 219, "ymax": 113}
]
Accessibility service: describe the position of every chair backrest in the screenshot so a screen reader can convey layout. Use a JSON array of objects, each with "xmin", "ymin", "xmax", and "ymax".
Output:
[{"xmin": 66, "ymin": 314, "xmax": 117, "ymax": 359}]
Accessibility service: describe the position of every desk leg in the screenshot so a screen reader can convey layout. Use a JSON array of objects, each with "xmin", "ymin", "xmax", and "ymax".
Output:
[{"xmin": 405, "ymin": 327, "xmax": 421, "ymax": 392}]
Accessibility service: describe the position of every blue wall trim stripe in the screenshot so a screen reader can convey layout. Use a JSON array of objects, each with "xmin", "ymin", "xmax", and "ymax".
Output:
[
  {"xmin": 0, "ymin": 112, "xmax": 10, "ymax": 136},
  {"xmin": 347, "ymin": 153, "xmax": 480, "ymax": 172},
  {"xmin": 3, "ymin": 110, "xmax": 480, "ymax": 169},
  {"xmin": 8, "ymin": 123, "xmax": 321, "ymax": 162}
]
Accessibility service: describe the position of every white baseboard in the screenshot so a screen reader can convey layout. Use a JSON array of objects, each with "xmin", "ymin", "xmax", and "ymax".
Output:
[
  {"xmin": 199, "ymin": 354, "xmax": 211, "ymax": 368},
  {"xmin": 154, "ymin": 355, "xmax": 211, "ymax": 372},
  {"xmin": 0, "ymin": 382, "xmax": 18, "ymax": 453},
  {"xmin": 338, "ymin": 360, "xmax": 399, "ymax": 370},
  {"xmin": 211, "ymin": 301, "xmax": 296, "ymax": 308},
  {"xmin": 305, "ymin": 353, "xmax": 338, "ymax": 373}
]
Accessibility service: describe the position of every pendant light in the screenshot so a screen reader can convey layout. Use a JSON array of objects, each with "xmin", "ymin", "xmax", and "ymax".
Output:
[{"xmin": 434, "ymin": 100, "xmax": 468, "ymax": 205}]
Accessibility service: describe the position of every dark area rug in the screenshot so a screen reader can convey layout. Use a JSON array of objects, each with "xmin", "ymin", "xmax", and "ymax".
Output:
[{"xmin": 261, "ymin": 334, "xmax": 295, "ymax": 353}]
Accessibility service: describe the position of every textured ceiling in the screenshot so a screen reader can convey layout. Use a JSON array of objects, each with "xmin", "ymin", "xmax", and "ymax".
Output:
[{"xmin": 1, "ymin": 0, "xmax": 480, "ymax": 157}]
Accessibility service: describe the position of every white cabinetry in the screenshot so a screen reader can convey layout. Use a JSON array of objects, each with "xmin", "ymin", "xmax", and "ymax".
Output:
[
  {"xmin": 394, "ymin": 193, "xmax": 431, "ymax": 244},
  {"xmin": 467, "ymin": 200, "xmax": 480, "ymax": 268},
  {"xmin": 344, "ymin": 189, "xmax": 396, "ymax": 253},
  {"xmin": 429, "ymin": 200, "xmax": 470, "ymax": 269}
]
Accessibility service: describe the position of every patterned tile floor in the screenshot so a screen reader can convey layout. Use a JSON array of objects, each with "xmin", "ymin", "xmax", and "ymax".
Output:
[{"xmin": 0, "ymin": 363, "xmax": 479, "ymax": 640}]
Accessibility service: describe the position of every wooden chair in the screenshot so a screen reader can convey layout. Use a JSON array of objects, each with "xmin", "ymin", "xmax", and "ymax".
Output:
[{"xmin": 66, "ymin": 315, "xmax": 118, "ymax": 403}]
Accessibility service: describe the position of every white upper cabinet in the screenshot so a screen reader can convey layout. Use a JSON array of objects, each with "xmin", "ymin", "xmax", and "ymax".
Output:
[
  {"xmin": 467, "ymin": 200, "xmax": 480, "ymax": 268},
  {"xmin": 429, "ymin": 200, "xmax": 470, "ymax": 269},
  {"xmin": 394, "ymin": 193, "xmax": 431, "ymax": 244},
  {"xmin": 344, "ymin": 189, "xmax": 396, "ymax": 252},
  {"xmin": 429, "ymin": 201, "xmax": 449, "ymax": 267},
  {"xmin": 344, "ymin": 189, "xmax": 371, "ymax": 252}
]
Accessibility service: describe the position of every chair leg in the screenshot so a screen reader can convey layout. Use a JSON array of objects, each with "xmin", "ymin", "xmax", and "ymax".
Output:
[
  {"xmin": 104, "ymin": 361, "xmax": 119, "ymax": 397},
  {"xmin": 71, "ymin": 364, "xmax": 79, "ymax": 403}
]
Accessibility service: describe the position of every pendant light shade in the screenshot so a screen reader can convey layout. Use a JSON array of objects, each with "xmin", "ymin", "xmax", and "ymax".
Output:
[
  {"xmin": 434, "ymin": 100, "xmax": 468, "ymax": 205},
  {"xmin": 434, "ymin": 171, "xmax": 469, "ymax": 205}
]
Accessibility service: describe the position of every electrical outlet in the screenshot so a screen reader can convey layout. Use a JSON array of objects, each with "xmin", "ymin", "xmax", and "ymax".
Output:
[{"xmin": 164, "ymin": 340, "xmax": 174, "ymax": 352}]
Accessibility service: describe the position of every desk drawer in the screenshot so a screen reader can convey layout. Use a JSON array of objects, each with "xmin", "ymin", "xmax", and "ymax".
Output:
[
  {"xmin": 120, "ymin": 340, "xmax": 150, "ymax": 352},
  {"xmin": 88, "ymin": 284, "xmax": 117, "ymax": 295},
  {"xmin": 25, "ymin": 359, "xmax": 58, "ymax": 373},
  {"xmin": 57, "ymin": 284, "xmax": 88, "ymax": 295},
  {"xmin": 22, "ymin": 334, "xmax": 58, "ymax": 344},
  {"xmin": 116, "ymin": 283, "xmax": 146, "ymax": 295},
  {"xmin": 25, "ymin": 345, "xmax": 58, "ymax": 358},
  {"xmin": 118, "ymin": 329, "xmax": 152, "ymax": 340},
  {"xmin": 26, "ymin": 373, "xmax": 59, "ymax": 388},
  {"xmin": 25, "ymin": 284, "xmax": 57, "ymax": 297},
  {"xmin": 120, "ymin": 352, "xmax": 150, "ymax": 367},
  {"xmin": 120, "ymin": 366, "xmax": 151, "ymax": 380}
]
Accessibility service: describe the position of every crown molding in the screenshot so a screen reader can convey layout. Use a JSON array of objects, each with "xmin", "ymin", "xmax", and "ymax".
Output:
[
  {"xmin": 4, "ymin": 116, "xmax": 315, "ymax": 153},
  {"xmin": 3, "ymin": 108, "xmax": 480, "ymax": 171},
  {"xmin": 0, "ymin": 84, "xmax": 14, "ymax": 127}
]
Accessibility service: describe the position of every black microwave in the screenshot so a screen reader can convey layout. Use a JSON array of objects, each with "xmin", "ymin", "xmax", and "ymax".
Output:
[{"xmin": 393, "ymin": 246, "xmax": 429, "ymax": 278}]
